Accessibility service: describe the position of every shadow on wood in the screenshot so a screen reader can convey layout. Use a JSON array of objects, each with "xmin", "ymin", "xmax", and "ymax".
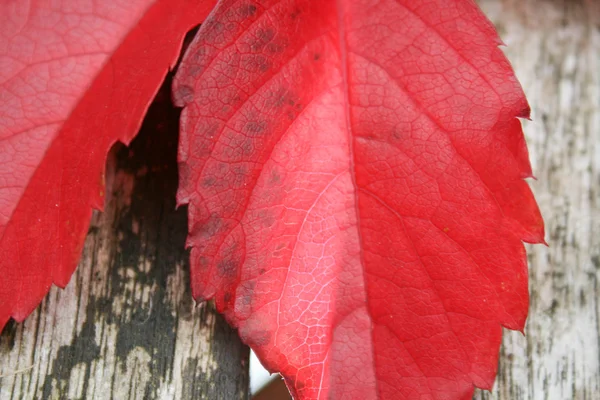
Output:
[{"xmin": 475, "ymin": 0, "xmax": 600, "ymax": 399}]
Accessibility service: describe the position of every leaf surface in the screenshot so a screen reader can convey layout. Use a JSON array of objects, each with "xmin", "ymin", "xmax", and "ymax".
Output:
[
  {"xmin": 174, "ymin": 0, "xmax": 544, "ymax": 398},
  {"xmin": 0, "ymin": 0, "xmax": 215, "ymax": 329}
]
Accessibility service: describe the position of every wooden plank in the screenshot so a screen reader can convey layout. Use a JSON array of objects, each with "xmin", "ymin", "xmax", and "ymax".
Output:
[
  {"xmin": 475, "ymin": 0, "xmax": 600, "ymax": 399},
  {"xmin": 0, "ymin": 79, "xmax": 249, "ymax": 400}
]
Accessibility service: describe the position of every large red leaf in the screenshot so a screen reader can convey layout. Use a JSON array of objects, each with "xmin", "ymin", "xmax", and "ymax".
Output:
[
  {"xmin": 0, "ymin": 0, "xmax": 215, "ymax": 330},
  {"xmin": 173, "ymin": 0, "xmax": 544, "ymax": 398}
]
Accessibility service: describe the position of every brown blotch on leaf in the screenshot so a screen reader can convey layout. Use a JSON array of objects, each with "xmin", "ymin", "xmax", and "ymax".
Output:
[
  {"xmin": 211, "ymin": 20, "xmax": 226, "ymax": 34},
  {"xmin": 268, "ymin": 87, "xmax": 298, "ymax": 109},
  {"xmin": 238, "ymin": 136, "xmax": 255, "ymax": 156},
  {"xmin": 224, "ymin": 292, "xmax": 232, "ymax": 303},
  {"xmin": 235, "ymin": 280, "xmax": 257, "ymax": 317},
  {"xmin": 201, "ymin": 176, "xmax": 217, "ymax": 188},
  {"xmin": 238, "ymin": 3, "xmax": 257, "ymax": 17},
  {"xmin": 193, "ymin": 213, "xmax": 224, "ymax": 239},
  {"xmin": 217, "ymin": 240, "xmax": 243, "ymax": 278},
  {"xmin": 172, "ymin": 84, "xmax": 194, "ymax": 105},
  {"xmin": 268, "ymin": 169, "xmax": 281, "ymax": 185},
  {"xmin": 266, "ymin": 41, "xmax": 286, "ymax": 54},
  {"xmin": 217, "ymin": 260, "xmax": 238, "ymax": 277},
  {"xmin": 390, "ymin": 127, "xmax": 407, "ymax": 142},
  {"xmin": 251, "ymin": 28, "xmax": 275, "ymax": 51},
  {"xmin": 257, "ymin": 209, "xmax": 276, "ymax": 228},
  {"xmin": 243, "ymin": 120, "xmax": 268, "ymax": 136},
  {"xmin": 243, "ymin": 54, "xmax": 272, "ymax": 73},
  {"xmin": 290, "ymin": 7, "xmax": 302, "ymax": 20},
  {"xmin": 197, "ymin": 256, "xmax": 210, "ymax": 269}
]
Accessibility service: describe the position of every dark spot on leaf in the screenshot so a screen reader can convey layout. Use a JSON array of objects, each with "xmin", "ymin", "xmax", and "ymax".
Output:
[
  {"xmin": 259, "ymin": 268, "xmax": 266, "ymax": 275},
  {"xmin": 218, "ymin": 260, "xmax": 238, "ymax": 277},
  {"xmin": 313, "ymin": 53, "xmax": 321, "ymax": 61},
  {"xmin": 212, "ymin": 20, "xmax": 225, "ymax": 34},
  {"xmin": 241, "ymin": 294, "xmax": 252, "ymax": 306},
  {"xmin": 268, "ymin": 169, "xmax": 281, "ymax": 185},
  {"xmin": 238, "ymin": 3, "xmax": 257, "ymax": 17},
  {"xmin": 244, "ymin": 54, "xmax": 272, "ymax": 73},
  {"xmin": 230, "ymin": 165, "xmax": 250, "ymax": 188},
  {"xmin": 235, "ymin": 280, "xmax": 257, "ymax": 317},
  {"xmin": 188, "ymin": 122, "xmax": 220, "ymax": 158},
  {"xmin": 224, "ymin": 292, "xmax": 232, "ymax": 303},
  {"xmin": 267, "ymin": 87, "xmax": 299, "ymax": 110},
  {"xmin": 290, "ymin": 7, "xmax": 301, "ymax": 20},
  {"xmin": 217, "ymin": 240, "xmax": 243, "ymax": 279},
  {"xmin": 197, "ymin": 256, "xmax": 209, "ymax": 270},
  {"xmin": 194, "ymin": 213, "xmax": 223, "ymax": 239},
  {"xmin": 236, "ymin": 136, "xmax": 255, "ymax": 156},
  {"xmin": 188, "ymin": 65, "xmax": 204, "ymax": 78},
  {"xmin": 184, "ymin": 45, "xmax": 209, "ymax": 78},
  {"xmin": 266, "ymin": 41, "xmax": 286, "ymax": 54},
  {"xmin": 257, "ymin": 209, "xmax": 276, "ymax": 228},
  {"xmin": 243, "ymin": 120, "xmax": 268, "ymax": 136},
  {"xmin": 251, "ymin": 28, "xmax": 275, "ymax": 51},
  {"xmin": 173, "ymin": 84, "xmax": 194, "ymax": 105},
  {"xmin": 392, "ymin": 131, "xmax": 401, "ymax": 140},
  {"xmin": 202, "ymin": 176, "xmax": 217, "ymax": 188},
  {"xmin": 259, "ymin": 61, "xmax": 271, "ymax": 72}
]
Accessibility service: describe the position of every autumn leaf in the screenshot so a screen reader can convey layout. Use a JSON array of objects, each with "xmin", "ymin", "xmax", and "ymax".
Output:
[
  {"xmin": 0, "ymin": 0, "xmax": 215, "ymax": 329},
  {"xmin": 173, "ymin": 0, "xmax": 544, "ymax": 399},
  {"xmin": 1, "ymin": 0, "xmax": 544, "ymax": 398}
]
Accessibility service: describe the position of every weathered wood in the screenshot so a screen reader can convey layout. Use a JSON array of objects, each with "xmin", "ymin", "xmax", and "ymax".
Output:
[
  {"xmin": 0, "ymin": 79, "xmax": 249, "ymax": 400},
  {"xmin": 474, "ymin": 0, "xmax": 600, "ymax": 399}
]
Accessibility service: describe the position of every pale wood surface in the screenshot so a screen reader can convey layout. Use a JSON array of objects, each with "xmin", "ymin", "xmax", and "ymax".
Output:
[
  {"xmin": 0, "ymin": 82, "xmax": 249, "ymax": 400},
  {"xmin": 474, "ymin": 0, "xmax": 600, "ymax": 399}
]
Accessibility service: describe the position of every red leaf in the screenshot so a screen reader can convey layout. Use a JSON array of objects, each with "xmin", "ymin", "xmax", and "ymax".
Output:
[
  {"xmin": 173, "ymin": 0, "xmax": 544, "ymax": 399},
  {"xmin": 0, "ymin": 0, "xmax": 215, "ymax": 329}
]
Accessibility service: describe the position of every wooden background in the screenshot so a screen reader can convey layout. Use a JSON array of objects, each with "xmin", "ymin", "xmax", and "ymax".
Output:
[
  {"xmin": 475, "ymin": 0, "xmax": 600, "ymax": 399},
  {"xmin": 1, "ymin": 0, "xmax": 599, "ymax": 399}
]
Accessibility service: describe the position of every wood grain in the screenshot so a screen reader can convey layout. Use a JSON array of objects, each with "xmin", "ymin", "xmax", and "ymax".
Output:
[
  {"xmin": 0, "ymin": 78, "xmax": 249, "ymax": 400},
  {"xmin": 474, "ymin": 0, "xmax": 600, "ymax": 399}
]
